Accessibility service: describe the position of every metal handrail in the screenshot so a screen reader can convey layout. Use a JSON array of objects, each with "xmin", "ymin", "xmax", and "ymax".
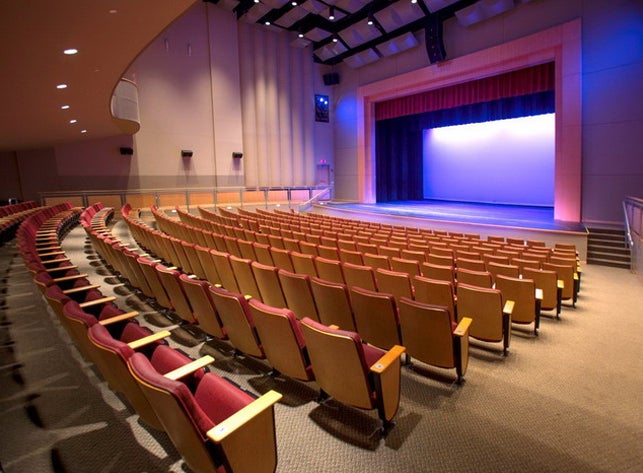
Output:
[
  {"xmin": 623, "ymin": 201, "xmax": 634, "ymax": 248},
  {"xmin": 298, "ymin": 186, "xmax": 332, "ymax": 212},
  {"xmin": 39, "ymin": 185, "xmax": 332, "ymax": 210},
  {"xmin": 623, "ymin": 196, "xmax": 643, "ymax": 274}
]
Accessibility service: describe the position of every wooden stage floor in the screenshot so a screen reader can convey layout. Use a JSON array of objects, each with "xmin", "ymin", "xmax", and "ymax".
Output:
[{"xmin": 313, "ymin": 200, "xmax": 589, "ymax": 259}]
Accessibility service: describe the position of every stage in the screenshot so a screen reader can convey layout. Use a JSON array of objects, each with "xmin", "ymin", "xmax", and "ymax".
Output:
[{"xmin": 312, "ymin": 200, "xmax": 588, "ymax": 260}]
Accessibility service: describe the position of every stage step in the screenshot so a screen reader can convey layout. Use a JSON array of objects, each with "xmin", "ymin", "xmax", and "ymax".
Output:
[{"xmin": 586, "ymin": 227, "xmax": 631, "ymax": 269}]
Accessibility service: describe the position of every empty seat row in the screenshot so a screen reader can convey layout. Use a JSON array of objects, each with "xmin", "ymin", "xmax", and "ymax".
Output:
[{"xmin": 16, "ymin": 204, "xmax": 282, "ymax": 473}]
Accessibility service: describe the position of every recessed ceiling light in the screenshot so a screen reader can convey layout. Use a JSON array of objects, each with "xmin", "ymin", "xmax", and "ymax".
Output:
[
  {"xmin": 61, "ymin": 105, "xmax": 70, "ymax": 110},
  {"xmin": 56, "ymin": 84, "xmax": 68, "ymax": 89},
  {"xmin": 69, "ymin": 119, "xmax": 77, "ymax": 124},
  {"xmin": 265, "ymin": 21, "xmax": 271, "ymax": 26},
  {"xmin": 109, "ymin": 9, "xmax": 118, "ymax": 14},
  {"xmin": 81, "ymin": 129, "xmax": 87, "ymax": 134},
  {"xmin": 63, "ymin": 48, "xmax": 78, "ymax": 55}
]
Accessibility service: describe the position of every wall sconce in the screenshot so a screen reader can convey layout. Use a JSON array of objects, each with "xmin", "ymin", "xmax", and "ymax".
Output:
[
  {"xmin": 181, "ymin": 150, "xmax": 193, "ymax": 158},
  {"xmin": 232, "ymin": 151, "xmax": 243, "ymax": 159}
]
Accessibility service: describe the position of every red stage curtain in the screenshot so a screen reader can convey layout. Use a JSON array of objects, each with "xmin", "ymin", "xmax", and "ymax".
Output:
[{"xmin": 375, "ymin": 62, "xmax": 554, "ymax": 121}]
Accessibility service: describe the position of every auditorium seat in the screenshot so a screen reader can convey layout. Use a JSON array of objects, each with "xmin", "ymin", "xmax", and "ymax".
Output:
[
  {"xmin": 521, "ymin": 267, "xmax": 563, "ymax": 318},
  {"xmin": 300, "ymin": 317, "xmax": 405, "ymax": 434},
  {"xmin": 314, "ymin": 256, "xmax": 346, "ymax": 285},
  {"xmin": 277, "ymin": 269, "xmax": 320, "ymax": 322},
  {"xmin": 375, "ymin": 268, "xmax": 414, "ymax": 301},
  {"xmin": 290, "ymin": 251, "xmax": 318, "ymax": 278},
  {"xmin": 229, "ymin": 255, "xmax": 261, "ymax": 300},
  {"xmin": 208, "ymin": 285, "xmax": 265, "ymax": 359},
  {"xmin": 397, "ymin": 298, "xmax": 472, "ymax": 383},
  {"xmin": 178, "ymin": 274, "xmax": 228, "ymax": 340},
  {"xmin": 342, "ymin": 262, "xmax": 378, "ymax": 291},
  {"xmin": 456, "ymin": 283, "xmax": 514, "ymax": 356},
  {"xmin": 456, "ymin": 268, "xmax": 493, "ymax": 289},
  {"xmin": 87, "ymin": 322, "xmax": 171, "ymax": 430},
  {"xmin": 495, "ymin": 275, "xmax": 542, "ymax": 336},
  {"xmin": 128, "ymin": 349, "xmax": 282, "ymax": 473},
  {"xmin": 251, "ymin": 262, "xmax": 287, "ymax": 308},
  {"xmin": 349, "ymin": 287, "xmax": 402, "ymax": 350},
  {"xmin": 412, "ymin": 276, "xmax": 457, "ymax": 321},
  {"xmin": 310, "ymin": 277, "xmax": 357, "ymax": 331},
  {"xmin": 248, "ymin": 300, "xmax": 315, "ymax": 382}
]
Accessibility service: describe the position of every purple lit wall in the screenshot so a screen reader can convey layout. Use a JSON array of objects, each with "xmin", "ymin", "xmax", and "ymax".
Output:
[{"xmin": 422, "ymin": 114, "xmax": 555, "ymax": 206}]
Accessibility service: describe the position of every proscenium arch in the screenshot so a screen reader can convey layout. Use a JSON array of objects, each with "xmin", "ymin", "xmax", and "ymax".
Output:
[{"xmin": 356, "ymin": 19, "xmax": 582, "ymax": 222}]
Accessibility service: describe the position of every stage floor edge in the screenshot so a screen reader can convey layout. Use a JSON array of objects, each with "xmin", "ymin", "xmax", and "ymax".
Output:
[{"xmin": 311, "ymin": 201, "xmax": 589, "ymax": 261}]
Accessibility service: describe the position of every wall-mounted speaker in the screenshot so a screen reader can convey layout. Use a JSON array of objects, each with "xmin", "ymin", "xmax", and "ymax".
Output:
[
  {"xmin": 322, "ymin": 72, "xmax": 340, "ymax": 86},
  {"xmin": 425, "ymin": 16, "xmax": 446, "ymax": 64},
  {"xmin": 181, "ymin": 150, "xmax": 193, "ymax": 158},
  {"xmin": 119, "ymin": 147, "xmax": 133, "ymax": 155},
  {"xmin": 232, "ymin": 152, "xmax": 243, "ymax": 159}
]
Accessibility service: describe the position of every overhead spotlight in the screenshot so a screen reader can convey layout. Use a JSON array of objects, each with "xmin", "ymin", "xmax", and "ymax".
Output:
[
  {"xmin": 298, "ymin": 31, "xmax": 304, "ymax": 38},
  {"xmin": 367, "ymin": 13, "xmax": 374, "ymax": 25},
  {"xmin": 291, "ymin": 0, "xmax": 297, "ymax": 5},
  {"xmin": 411, "ymin": 0, "xmax": 418, "ymax": 3},
  {"xmin": 265, "ymin": 21, "xmax": 271, "ymax": 25},
  {"xmin": 332, "ymin": 35, "xmax": 339, "ymax": 43},
  {"xmin": 63, "ymin": 48, "xmax": 78, "ymax": 55},
  {"xmin": 329, "ymin": 6, "xmax": 335, "ymax": 20}
]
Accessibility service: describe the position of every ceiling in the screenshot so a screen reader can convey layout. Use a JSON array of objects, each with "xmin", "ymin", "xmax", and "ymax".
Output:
[
  {"xmin": 0, "ymin": 0, "xmax": 532, "ymax": 153},
  {"xmin": 210, "ymin": 0, "xmax": 533, "ymax": 66},
  {"xmin": 0, "ymin": 0, "xmax": 196, "ymax": 152}
]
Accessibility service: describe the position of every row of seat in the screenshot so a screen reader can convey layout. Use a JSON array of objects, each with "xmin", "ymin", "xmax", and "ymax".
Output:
[
  {"xmin": 17, "ymin": 204, "xmax": 282, "ymax": 473},
  {"xmin": 211, "ymin": 205, "xmax": 578, "ymax": 260},
  {"xmin": 0, "ymin": 200, "xmax": 42, "ymax": 246},
  {"xmin": 106, "ymin": 207, "xmax": 410, "ymax": 432},
  {"xmin": 146, "ymin": 205, "xmax": 577, "ymax": 328},
  {"xmin": 165, "ymin": 205, "xmax": 581, "ymax": 308},
  {"xmin": 125, "ymin": 206, "xmax": 535, "ymax": 361}
]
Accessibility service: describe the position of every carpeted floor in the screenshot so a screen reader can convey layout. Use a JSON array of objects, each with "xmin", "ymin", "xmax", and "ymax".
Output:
[{"xmin": 1, "ymin": 219, "xmax": 642, "ymax": 473}]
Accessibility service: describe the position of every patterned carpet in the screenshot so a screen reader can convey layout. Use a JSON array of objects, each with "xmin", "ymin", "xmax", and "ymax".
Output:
[{"xmin": 1, "ymin": 220, "xmax": 642, "ymax": 472}]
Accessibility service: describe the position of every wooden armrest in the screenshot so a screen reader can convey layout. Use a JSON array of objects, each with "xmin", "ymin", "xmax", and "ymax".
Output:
[
  {"xmin": 127, "ymin": 330, "xmax": 172, "ymax": 349},
  {"xmin": 188, "ymin": 274, "xmax": 198, "ymax": 279},
  {"xmin": 557, "ymin": 279, "xmax": 564, "ymax": 290},
  {"xmin": 453, "ymin": 317, "xmax": 473, "ymax": 337},
  {"xmin": 503, "ymin": 300, "xmax": 515, "ymax": 316},
  {"xmin": 574, "ymin": 273, "xmax": 579, "ymax": 281},
  {"xmin": 328, "ymin": 324, "xmax": 340, "ymax": 330},
  {"xmin": 38, "ymin": 250, "xmax": 66, "ymax": 257},
  {"xmin": 79, "ymin": 296, "xmax": 117, "ymax": 308},
  {"xmin": 53, "ymin": 273, "xmax": 89, "ymax": 282},
  {"xmin": 206, "ymin": 390, "xmax": 282, "ymax": 442},
  {"xmin": 41, "ymin": 257, "xmax": 70, "ymax": 264},
  {"xmin": 370, "ymin": 345, "xmax": 406, "ymax": 374},
  {"xmin": 164, "ymin": 355, "xmax": 215, "ymax": 381},
  {"xmin": 98, "ymin": 311, "xmax": 140, "ymax": 326},
  {"xmin": 62, "ymin": 284, "xmax": 101, "ymax": 295},
  {"xmin": 244, "ymin": 294, "xmax": 253, "ymax": 301},
  {"xmin": 45, "ymin": 265, "xmax": 77, "ymax": 272},
  {"xmin": 535, "ymin": 288, "xmax": 543, "ymax": 301}
]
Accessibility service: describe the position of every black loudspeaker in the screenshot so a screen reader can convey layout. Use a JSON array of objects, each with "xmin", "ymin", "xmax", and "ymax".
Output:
[
  {"xmin": 425, "ymin": 16, "xmax": 446, "ymax": 64},
  {"xmin": 322, "ymin": 72, "xmax": 340, "ymax": 86},
  {"xmin": 232, "ymin": 152, "xmax": 243, "ymax": 159},
  {"xmin": 119, "ymin": 147, "xmax": 133, "ymax": 155}
]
